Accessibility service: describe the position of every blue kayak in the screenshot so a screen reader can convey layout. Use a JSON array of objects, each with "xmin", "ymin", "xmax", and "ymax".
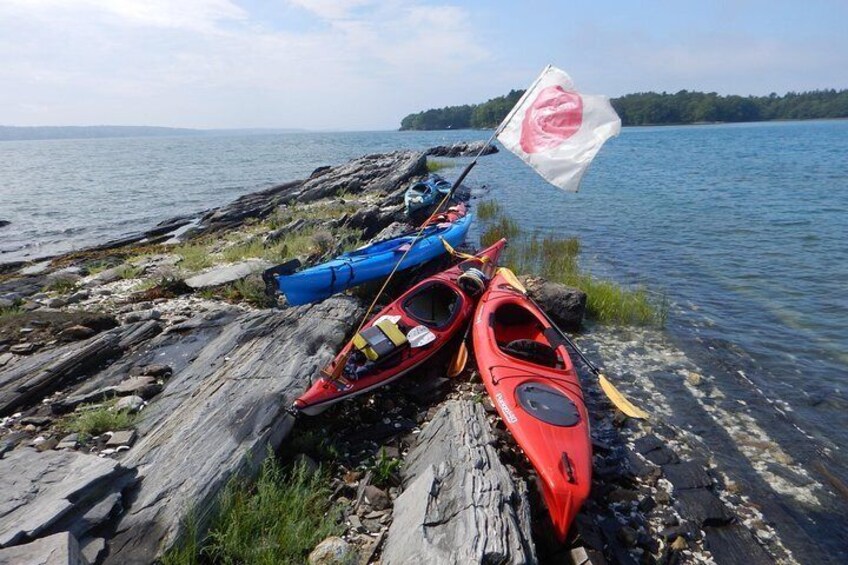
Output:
[
  {"xmin": 270, "ymin": 211, "xmax": 472, "ymax": 306},
  {"xmin": 404, "ymin": 174, "xmax": 452, "ymax": 216}
]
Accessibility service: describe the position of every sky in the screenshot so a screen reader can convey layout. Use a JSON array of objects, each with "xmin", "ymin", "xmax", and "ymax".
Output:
[{"xmin": 1, "ymin": 0, "xmax": 846, "ymax": 130}]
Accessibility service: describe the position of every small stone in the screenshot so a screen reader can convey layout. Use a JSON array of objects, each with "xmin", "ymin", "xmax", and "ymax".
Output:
[
  {"xmin": 99, "ymin": 448, "xmax": 117, "ymax": 456},
  {"xmin": 686, "ymin": 372, "xmax": 702, "ymax": 386},
  {"xmin": 25, "ymin": 424, "xmax": 37, "ymax": 432},
  {"xmin": 114, "ymin": 396, "xmax": 144, "ymax": 413},
  {"xmin": 618, "ymin": 526, "xmax": 638, "ymax": 546},
  {"xmin": 609, "ymin": 488, "xmax": 639, "ymax": 504},
  {"xmin": 105, "ymin": 430, "xmax": 136, "ymax": 447},
  {"xmin": 348, "ymin": 514, "xmax": 365, "ymax": 533},
  {"xmin": 656, "ymin": 491, "xmax": 671, "ymax": 505},
  {"xmin": 364, "ymin": 485, "xmax": 391, "ymax": 510},
  {"xmin": 670, "ymin": 536, "xmax": 688, "ymax": 550},
  {"xmin": 59, "ymin": 325, "xmax": 96, "ymax": 341},
  {"xmin": 35, "ymin": 437, "xmax": 59, "ymax": 452},
  {"xmin": 114, "ymin": 377, "xmax": 162, "ymax": 399},
  {"xmin": 0, "ymin": 352, "xmax": 13, "ymax": 366},
  {"xmin": 44, "ymin": 298, "xmax": 67, "ymax": 308},
  {"xmin": 293, "ymin": 453, "xmax": 319, "ymax": 475},
  {"xmin": 20, "ymin": 416, "xmax": 52, "ymax": 427},
  {"xmin": 308, "ymin": 536, "xmax": 356, "ymax": 565},
  {"xmin": 638, "ymin": 496, "xmax": 657, "ymax": 513},
  {"xmin": 140, "ymin": 363, "xmax": 172, "ymax": 377},
  {"xmin": 57, "ymin": 433, "xmax": 80, "ymax": 449},
  {"xmin": 10, "ymin": 342, "xmax": 37, "ymax": 355},
  {"xmin": 65, "ymin": 291, "xmax": 90, "ymax": 304}
]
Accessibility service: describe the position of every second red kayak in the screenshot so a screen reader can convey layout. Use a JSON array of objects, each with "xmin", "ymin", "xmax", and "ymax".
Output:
[
  {"xmin": 472, "ymin": 268, "xmax": 592, "ymax": 541},
  {"xmin": 293, "ymin": 238, "xmax": 506, "ymax": 416}
]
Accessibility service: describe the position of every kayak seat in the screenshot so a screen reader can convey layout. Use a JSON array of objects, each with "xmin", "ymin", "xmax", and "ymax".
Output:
[
  {"xmin": 353, "ymin": 319, "xmax": 409, "ymax": 362},
  {"xmin": 503, "ymin": 339, "xmax": 559, "ymax": 368},
  {"xmin": 403, "ymin": 283, "xmax": 460, "ymax": 328}
]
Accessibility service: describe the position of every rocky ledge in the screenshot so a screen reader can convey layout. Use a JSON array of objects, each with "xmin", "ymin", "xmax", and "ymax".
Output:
[{"xmin": 0, "ymin": 146, "xmax": 805, "ymax": 565}]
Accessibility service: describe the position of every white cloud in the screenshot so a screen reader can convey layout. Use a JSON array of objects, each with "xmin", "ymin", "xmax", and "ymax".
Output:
[
  {"xmin": 3, "ymin": 0, "xmax": 247, "ymax": 32},
  {"xmin": 0, "ymin": 1, "xmax": 491, "ymax": 129}
]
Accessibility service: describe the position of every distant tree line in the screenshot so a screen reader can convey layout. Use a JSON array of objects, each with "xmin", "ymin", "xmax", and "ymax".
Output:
[{"xmin": 399, "ymin": 89, "xmax": 848, "ymax": 129}]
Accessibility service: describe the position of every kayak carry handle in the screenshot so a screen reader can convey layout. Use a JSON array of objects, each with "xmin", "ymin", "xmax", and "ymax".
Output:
[{"xmin": 561, "ymin": 451, "xmax": 576, "ymax": 484}]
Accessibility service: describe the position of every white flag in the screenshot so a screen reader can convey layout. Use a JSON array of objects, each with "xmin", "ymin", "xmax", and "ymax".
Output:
[{"xmin": 496, "ymin": 65, "xmax": 621, "ymax": 192}]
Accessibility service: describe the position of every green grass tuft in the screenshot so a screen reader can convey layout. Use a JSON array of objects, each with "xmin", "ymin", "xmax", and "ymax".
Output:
[
  {"xmin": 426, "ymin": 159, "xmax": 453, "ymax": 172},
  {"xmin": 44, "ymin": 277, "xmax": 77, "ymax": 294},
  {"xmin": 116, "ymin": 264, "xmax": 144, "ymax": 280},
  {"xmin": 175, "ymin": 242, "xmax": 213, "ymax": 272},
  {"xmin": 59, "ymin": 402, "xmax": 137, "ymax": 436},
  {"xmin": 171, "ymin": 456, "xmax": 343, "ymax": 565},
  {"xmin": 368, "ymin": 447, "xmax": 401, "ymax": 488},
  {"xmin": 224, "ymin": 276, "xmax": 274, "ymax": 308},
  {"xmin": 479, "ymin": 209, "xmax": 666, "ymax": 327},
  {"xmin": 480, "ymin": 215, "xmax": 520, "ymax": 248},
  {"xmin": 476, "ymin": 200, "xmax": 501, "ymax": 221}
]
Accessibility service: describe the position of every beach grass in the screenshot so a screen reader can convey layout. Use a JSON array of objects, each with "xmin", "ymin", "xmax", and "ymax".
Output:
[
  {"xmin": 223, "ymin": 276, "xmax": 274, "ymax": 308},
  {"xmin": 175, "ymin": 242, "xmax": 214, "ymax": 272},
  {"xmin": 164, "ymin": 455, "xmax": 343, "ymax": 565},
  {"xmin": 476, "ymin": 200, "xmax": 501, "ymax": 221},
  {"xmin": 43, "ymin": 276, "xmax": 77, "ymax": 294},
  {"xmin": 478, "ymin": 205, "xmax": 666, "ymax": 326},
  {"xmin": 59, "ymin": 402, "xmax": 136, "ymax": 436},
  {"xmin": 426, "ymin": 159, "xmax": 453, "ymax": 172}
]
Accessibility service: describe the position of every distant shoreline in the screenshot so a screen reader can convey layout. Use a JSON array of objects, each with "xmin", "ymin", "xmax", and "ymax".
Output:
[{"xmin": 0, "ymin": 125, "xmax": 308, "ymax": 142}]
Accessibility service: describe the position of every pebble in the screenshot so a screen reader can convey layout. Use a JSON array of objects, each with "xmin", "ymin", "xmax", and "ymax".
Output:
[
  {"xmin": 10, "ymin": 342, "xmax": 37, "ymax": 355},
  {"xmin": 114, "ymin": 396, "xmax": 144, "ymax": 413}
]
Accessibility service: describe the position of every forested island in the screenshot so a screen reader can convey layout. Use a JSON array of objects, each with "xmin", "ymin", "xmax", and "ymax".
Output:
[{"xmin": 399, "ymin": 89, "xmax": 848, "ymax": 130}]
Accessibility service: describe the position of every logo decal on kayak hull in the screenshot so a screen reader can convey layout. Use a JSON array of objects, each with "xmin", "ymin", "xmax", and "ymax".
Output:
[{"xmin": 496, "ymin": 392, "xmax": 518, "ymax": 423}]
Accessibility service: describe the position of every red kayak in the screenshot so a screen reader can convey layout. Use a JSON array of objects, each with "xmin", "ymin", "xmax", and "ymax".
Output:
[
  {"xmin": 293, "ymin": 238, "xmax": 506, "ymax": 416},
  {"xmin": 472, "ymin": 269, "xmax": 592, "ymax": 541}
]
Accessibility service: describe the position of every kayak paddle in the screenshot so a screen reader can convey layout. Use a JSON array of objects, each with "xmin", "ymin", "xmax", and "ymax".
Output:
[
  {"xmin": 447, "ymin": 320, "xmax": 472, "ymax": 378},
  {"xmin": 497, "ymin": 267, "xmax": 649, "ymax": 420}
]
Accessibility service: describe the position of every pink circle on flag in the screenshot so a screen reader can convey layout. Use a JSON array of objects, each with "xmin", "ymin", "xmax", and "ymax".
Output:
[{"xmin": 520, "ymin": 85, "xmax": 583, "ymax": 154}]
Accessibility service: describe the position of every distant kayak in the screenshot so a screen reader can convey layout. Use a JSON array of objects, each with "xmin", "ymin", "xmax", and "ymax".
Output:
[
  {"xmin": 293, "ymin": 238, "xmax": 506, "ymax": 415},
  {"xmin": 404, "ymin": 174, "xmax": 452, "ymax": 216},
  {"xmin": 266, "ymin": 204, "xmax": 471, "ymax": 306},
  {"xmin": 472, "ymin": 269, "xmax": 592, "ymax": 541}
]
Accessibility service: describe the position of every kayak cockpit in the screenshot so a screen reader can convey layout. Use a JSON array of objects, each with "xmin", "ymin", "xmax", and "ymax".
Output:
[
  {"xmin": 491, "ymin": 302, "xmax": 564, "ymax": 369},
  {"xmin": 402, "ymin": 281, "xmax": 462, "ymax": 328}
]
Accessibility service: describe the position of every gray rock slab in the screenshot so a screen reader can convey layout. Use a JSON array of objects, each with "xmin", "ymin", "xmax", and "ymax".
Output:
[
  {"xmin": 704, "ymin": 524, "xmax": 774, "ymax": 565},
  {"xmin": 0, "ymin": 448, "xmax": 132, "ymax": 547},
  {"xmin": 523, "ymin": 276, "xmax": 587, "ymax": 331},
  {"xmin": 0, "ymin": 531, "xmax": 89, "ymax": 565},
  {"xmin": 675, "ymin": 488, "xmax": 734, "ymax": 526},
  {"xmin": 184, "ymin": 259, "xmax": 272, "ymax": 289},
  {"xmin": 382, "ymin": 400, "xmax": 536, "ymax": 565},
  {"xmin": 0, "ymin": 321, "xmax": 161, "ymax": 417},
  {"xmin": 663, "ymin": 461, "xmax": 713, "ymax": 491},
  {"xmin": 105, "ymin": 296, "xmax": 362, "ymax": 564},
  {"xmin": 106, "ymin": 430, "xmax": 136, "ymax": 447},
  {"xmin": 19, "ymin": 261, "xmax": 53, "ymax": 276}
]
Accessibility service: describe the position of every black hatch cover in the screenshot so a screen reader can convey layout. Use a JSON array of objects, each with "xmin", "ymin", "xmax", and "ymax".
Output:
[{"xmin": 515, "ymin": 382, "xmax": 580, "ymax": 427}]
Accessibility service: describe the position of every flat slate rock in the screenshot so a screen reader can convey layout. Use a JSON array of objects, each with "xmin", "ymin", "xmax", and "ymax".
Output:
[
  {"xmin": 105, "ymin": 297, "xmax": 361, "ymax": 564},
  {"xmin": 382, "ymin": 400, "xmax": 536, "ymax": 565},
  {"xmin": 704, "ymin": 525, "xmax": 774, "ymax": 565},
  {"xmin": 0, "ymin": 448, "xmax": 132, "ymax": 548},
  {"xmin": 0, "ymin": 531, "xmax": 89, "ymax": 565},
  {"xmin": 674, "ymin": 488, "xmax": 734, "ymax": 526},
  {"xmin": 662, "ymin": 461, "xmax": 712, "ymax": 491},
  {"xmin": 184, "ymin": 259, "xmax": 272, "ymax": 289}
]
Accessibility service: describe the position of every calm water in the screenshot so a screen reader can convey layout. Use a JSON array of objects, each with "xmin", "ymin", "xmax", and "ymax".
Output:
[{"xmin": 2, "ymin": 122, "xmax": 847, "ymax": 457}]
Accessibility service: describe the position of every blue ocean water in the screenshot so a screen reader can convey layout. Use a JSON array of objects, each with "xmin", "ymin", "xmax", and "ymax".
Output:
[{"xmin": 1, "ymin": 122, "xmax": 847, "ymax": 456}]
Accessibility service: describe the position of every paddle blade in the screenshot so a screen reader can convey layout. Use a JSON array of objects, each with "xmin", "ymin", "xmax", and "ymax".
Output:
[
  {"xmin": 498, "ymin": 267, "xmax": 527, "ymax": 294},
  {"xmin": 447, "ymin": 341, "xmax": 468, "ymax": 378},
  {"xmin": 598, "ymin": 374, "xmax": 649, "ymax": 419}
]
